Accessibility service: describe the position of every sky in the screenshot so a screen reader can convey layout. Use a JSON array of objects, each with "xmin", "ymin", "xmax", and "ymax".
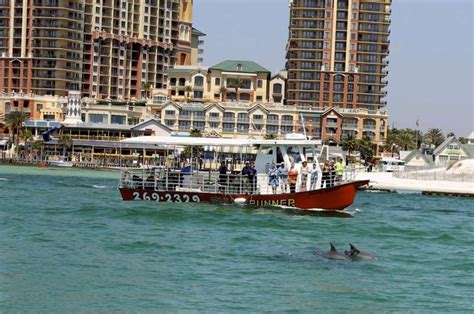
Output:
[{"xmin": 194, "ymin": 0, "xmax": 474, "ymax": 137}]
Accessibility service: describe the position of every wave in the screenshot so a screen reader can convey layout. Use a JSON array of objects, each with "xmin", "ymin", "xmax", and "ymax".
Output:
[
  {"xmin": 0, "ymin": 177, "xmax": 9, "ymax": 181},
  {"xmin": 92, "ymin": 185, "xmax": 107, "ymax": 189}
]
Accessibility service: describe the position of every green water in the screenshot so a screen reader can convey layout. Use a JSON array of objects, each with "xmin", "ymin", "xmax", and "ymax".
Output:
[{"xmin": 0, "ymin": 165, "xmax": 473, "ymax": 312}]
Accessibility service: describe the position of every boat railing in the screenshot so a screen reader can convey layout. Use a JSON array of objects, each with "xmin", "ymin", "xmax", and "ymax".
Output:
[{"xmin": 119, "ymin": 167, "xmax": 358, "ymax": 195}]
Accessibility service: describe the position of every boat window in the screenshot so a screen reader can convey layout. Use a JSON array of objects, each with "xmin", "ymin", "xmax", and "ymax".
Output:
[
  {"xmin": 276, "ymin": 147, "xmax": 284, "ymax": 164},
  {"xmin": 287, "ymin": 147, "xmax": 302, "ymax": 163}
]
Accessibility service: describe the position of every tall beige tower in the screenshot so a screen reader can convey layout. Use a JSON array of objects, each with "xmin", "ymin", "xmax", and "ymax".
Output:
[{"xmin": 286, "ymin": 0, "xmax": 391, "ymax": 110}]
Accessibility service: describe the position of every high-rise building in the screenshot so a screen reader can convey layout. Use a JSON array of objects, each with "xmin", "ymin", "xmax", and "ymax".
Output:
[
  {"xmin": 0, "ymin": 0, "xmax": 198, "ymax": 101},
  {"xmin": 286, "ymin": 0, "xmax": 391, "ymax": 147}
]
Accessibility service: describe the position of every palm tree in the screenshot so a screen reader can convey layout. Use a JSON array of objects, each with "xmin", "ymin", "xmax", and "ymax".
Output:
[
  {"xmin": 185, "ymin": 85, "xmax": 193, "ymax": 102},
  {"xmin": 424, "ymin": 128, "xmax": 445, "ymax": 148},
  {"xmin": 4, "ymin": 111, "xmax": 28, "ymax": 151},
  {"xmin": 32, "ymin": 140, "xmax": 45, "ymax": 161},
  {"xmin": 356, "ymin": 138, "xmax": 373, "ymax": 163},
  {"xmin": 23, "ymin": 129, "xmax": 33, "ymax": 160},
  {"xmin": 142, "ymin": 82, "xmax": 153, "ymax": 99},
  {"xmin": 397, "ymin": 130, "xmax": 416, "ymax": 150},
  {"xmin": 233, "ymin": 79, "xmax": 244, "ymax": 101},
  {"xmin": 58, "ymin": 133, "xmax": 73, "ymax": 159},
  {"xmin": 340, "ymin": 134, "xmax": 357, "ymax": 158},
  {"xmin": 218, "ymin": 86, "xmax": 227, "ymax": 102}
]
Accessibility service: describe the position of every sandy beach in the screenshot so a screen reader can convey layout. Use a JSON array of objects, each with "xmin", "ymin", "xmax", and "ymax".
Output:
[{"xmin": 354, "ymin": 171, "xmax": 474, "ymax": 195}]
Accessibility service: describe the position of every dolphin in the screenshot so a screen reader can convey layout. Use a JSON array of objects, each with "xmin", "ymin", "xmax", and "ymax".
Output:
[
  {"xmin": 345, "ymin": 243, "xmax": 377, "ymax": 261},
  {"xmin": 318, "ymin": 243, "xmax": 351, "ymax": 261}
]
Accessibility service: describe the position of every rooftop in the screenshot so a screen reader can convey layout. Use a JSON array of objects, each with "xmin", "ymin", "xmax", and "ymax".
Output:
[{"xmin": 209, "ymin": 60, "xmax": 270, "ymax": 74}]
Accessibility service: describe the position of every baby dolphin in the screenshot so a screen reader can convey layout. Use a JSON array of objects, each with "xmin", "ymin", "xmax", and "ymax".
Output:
[
  {"xmin": 318, "ymin": 243, "xmax": 351, "ymax": 261},
  {"xmin": 345, "ymin": 243, "xmax": 377, "ymax": 261}
]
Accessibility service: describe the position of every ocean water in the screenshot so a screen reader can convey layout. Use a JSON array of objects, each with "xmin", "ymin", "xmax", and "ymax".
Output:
[{"xmin": 0, "ymin": 165, "xmax": 473, "ymax": 312}]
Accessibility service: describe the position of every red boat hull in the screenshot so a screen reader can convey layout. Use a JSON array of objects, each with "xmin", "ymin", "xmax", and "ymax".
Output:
[{"xmin": 119, "ymin": 180, "xmax": 369, "ymax": 210}]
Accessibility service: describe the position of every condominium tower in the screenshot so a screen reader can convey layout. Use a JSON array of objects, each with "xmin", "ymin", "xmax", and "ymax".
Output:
[
  {"xmin": 286, "ymin": 0, "xmax": 390, "ymax": 110},
  {"xmin": 0, "ymin": 0, "xmax": 195, "ymax": 100}
]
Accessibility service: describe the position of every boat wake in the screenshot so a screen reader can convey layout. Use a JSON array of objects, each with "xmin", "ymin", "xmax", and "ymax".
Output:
[
  {"xmin": 0, "ymin": 177, "xmax": 9, "ymax": 181},
  {"xmin": 272, "ymin": 205, "xmax": 354, "ymax": 218},
  {"xmin": 92, "ymin": 185, "xmax": 107, "ymax": 189}
]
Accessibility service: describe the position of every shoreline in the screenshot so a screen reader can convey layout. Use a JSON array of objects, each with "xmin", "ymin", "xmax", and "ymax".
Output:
[
  {"xmin": 355, "ymin": 171, "xmax": 474, "ymax": 197},
  {"xmin": 2, "ymin": 160, "xmax": 473, "ymax": 197}
]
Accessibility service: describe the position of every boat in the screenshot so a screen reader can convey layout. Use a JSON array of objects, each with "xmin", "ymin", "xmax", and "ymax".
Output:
[
  {"xmin": 380, "ymin": 157, "xmax": 406, "ymax": 172},
  {"xmin": 48, "ymin": 159, "xmax": 74, "ymax": 167},
  {"xmin": 117, "ymin": 135, "xmax": 369, "ymax": 212}
]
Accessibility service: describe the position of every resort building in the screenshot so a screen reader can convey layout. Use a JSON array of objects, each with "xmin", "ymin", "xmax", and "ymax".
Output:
[
  {"xmin": 148, "ymin": 100, "xmax": 388, "ymax": 142},
  {"xmin": 269, "ymin": 70, "xmax": 287, "ymax": 104},
  {"xmin": 286, "ymin": 0, "xmax": 391, "ymax": 151},
  {"xmin": 0, "ymin": 92, "xmax": 67, "ymax": 124},
  {"xmin": 0, "ymin": 0, "xmax": 200, "ymax": 111},
  {"xmin": 166, "ymin": 60, "xmax": 272, "ymax": 103}
]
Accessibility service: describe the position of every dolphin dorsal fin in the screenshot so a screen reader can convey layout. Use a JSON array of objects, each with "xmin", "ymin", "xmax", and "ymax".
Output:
[
  {"xmin": 349, "ymin": 243, "xmax": 358, "ymax": 251},
  {"xmin": 330, "ymin": 243, "xmax": 337, "ymax": 252}
]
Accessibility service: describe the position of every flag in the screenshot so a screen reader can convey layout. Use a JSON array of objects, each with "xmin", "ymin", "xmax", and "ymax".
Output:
[{"xmin": 416, "ymin": 118, "xmax": 420, "ymax": 128}]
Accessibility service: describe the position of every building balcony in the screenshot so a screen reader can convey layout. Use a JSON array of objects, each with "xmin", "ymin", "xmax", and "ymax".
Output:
[
  {"xmin": 342, "ymin": 123, "xmax": 358, "ymax": 129},
  {"xmin": 326, "ymin": 122, "xmax": 338, "ymax": 127},
  {"xmin": 363, "ymin": 125, "xmax": 376, "ymax": 130},
  {"xmin": 223, "ymin": 117, "xmax": 235, "ymax": 122},
  {"xmin": 179, "ymin": 115, "xmax": 192, "ymax": 121},
  {"xmin": 208, "ymin": 116, "xmax": 221, "ymax": 121},
  {"xmin": 281, "ymin": 120, "xmax": 294, "ymax": 126}
]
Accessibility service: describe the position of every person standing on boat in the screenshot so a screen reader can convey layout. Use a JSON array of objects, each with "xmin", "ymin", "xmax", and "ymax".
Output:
[
  {"xmin": 328, "ymin": 160, "xmax": 336, "ymax": 187},
  {"xmin": 268, "ymin": 162, "xmax": 279, "ymax": 194},
  {"xmin": 278, "ymin": 162, "xmax": 288, "ymax": 193},
  {"xmin": 219, "ymin": 161, "xmax": 229, "ymax": 188},
  {"xmin": 310, "ymin": 163, "xmax": 319, "ymax": 190},
  {"xmin": 335, "ymin": 158, "xmax": 345, "ymax": 183},
  {"xmin": 241, "ymin": 162, "xmax": 251, "ymax": 193},
  {"xmin": 321, "ymin": 161, "xmax": 330, "ymax": 188},
  {"xmin": 249, "ymin": 162, "xmax": 257, "ymax": 194},
  {"xmin": 300, "ymin": 161, "xmax": 309, "ymax": 192},
  {"xmin": 288, "ymin": 163, "xmax": 299, "ymax": 193}
]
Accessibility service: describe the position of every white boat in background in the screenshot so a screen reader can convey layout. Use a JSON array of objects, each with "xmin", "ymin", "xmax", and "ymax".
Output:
[
  {"xmin": 48, "ymin": 159, "xmax": 74, "ymax": 167},
  {"xmin": 380, "ymin": 158, "xmax": 405, "ymax": 172}
]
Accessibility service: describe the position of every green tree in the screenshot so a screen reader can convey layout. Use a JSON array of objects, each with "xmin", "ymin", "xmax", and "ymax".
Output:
[
  {"xmin": 218, "ymin": 86, "xmax": 227, "ymax": 102},
  {"xmin": 4, "ymin": 111, "xmax": 28, "ymax": 150},
  {"xmin": 340, "ymin": 134, "xmax": 357, "ymax": 157},
  {"xmin": 424, "ymin": 128, "xmax": 445, "ymax": 147},
  {"xmin": 356, "ymin": 137, "xmax": 373, "ymax": 162},
  {"xmin": 397, "ymin": 129, "xmax": 416, "ymax": 150},
  {"xmin": 232, "ymin": 79, "xmax": 244, "ymax": 101},
  {"xmin": 23, "ymin": 129, "xmax": 33, "ymax": 160},
  {"xmin": 185, "ymin": 85, "xmax": 194, "ymax": 102},
  {"xmin": 58, "ymin": 133, "xmax": 73, "ymax": 158},
  {"xmin": 32, "ymin": 140, "xmax": 45, "ymax": 160}
]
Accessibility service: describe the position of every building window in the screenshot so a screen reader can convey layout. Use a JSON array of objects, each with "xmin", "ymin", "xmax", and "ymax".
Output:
[
  {"xmin": 257, "ymin": 80, "xmax": 263, "ymax": 88},
  {"xmin": 194, "ymin": 76, "xmax": 204, "ymax": 87},
  {"xmin": 111, "ymin": 115, "xmax": 126, "ymax": 125},
  {"xmin": 215, "ymin": 77, "xmax": 220, "ymax": 85}
]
